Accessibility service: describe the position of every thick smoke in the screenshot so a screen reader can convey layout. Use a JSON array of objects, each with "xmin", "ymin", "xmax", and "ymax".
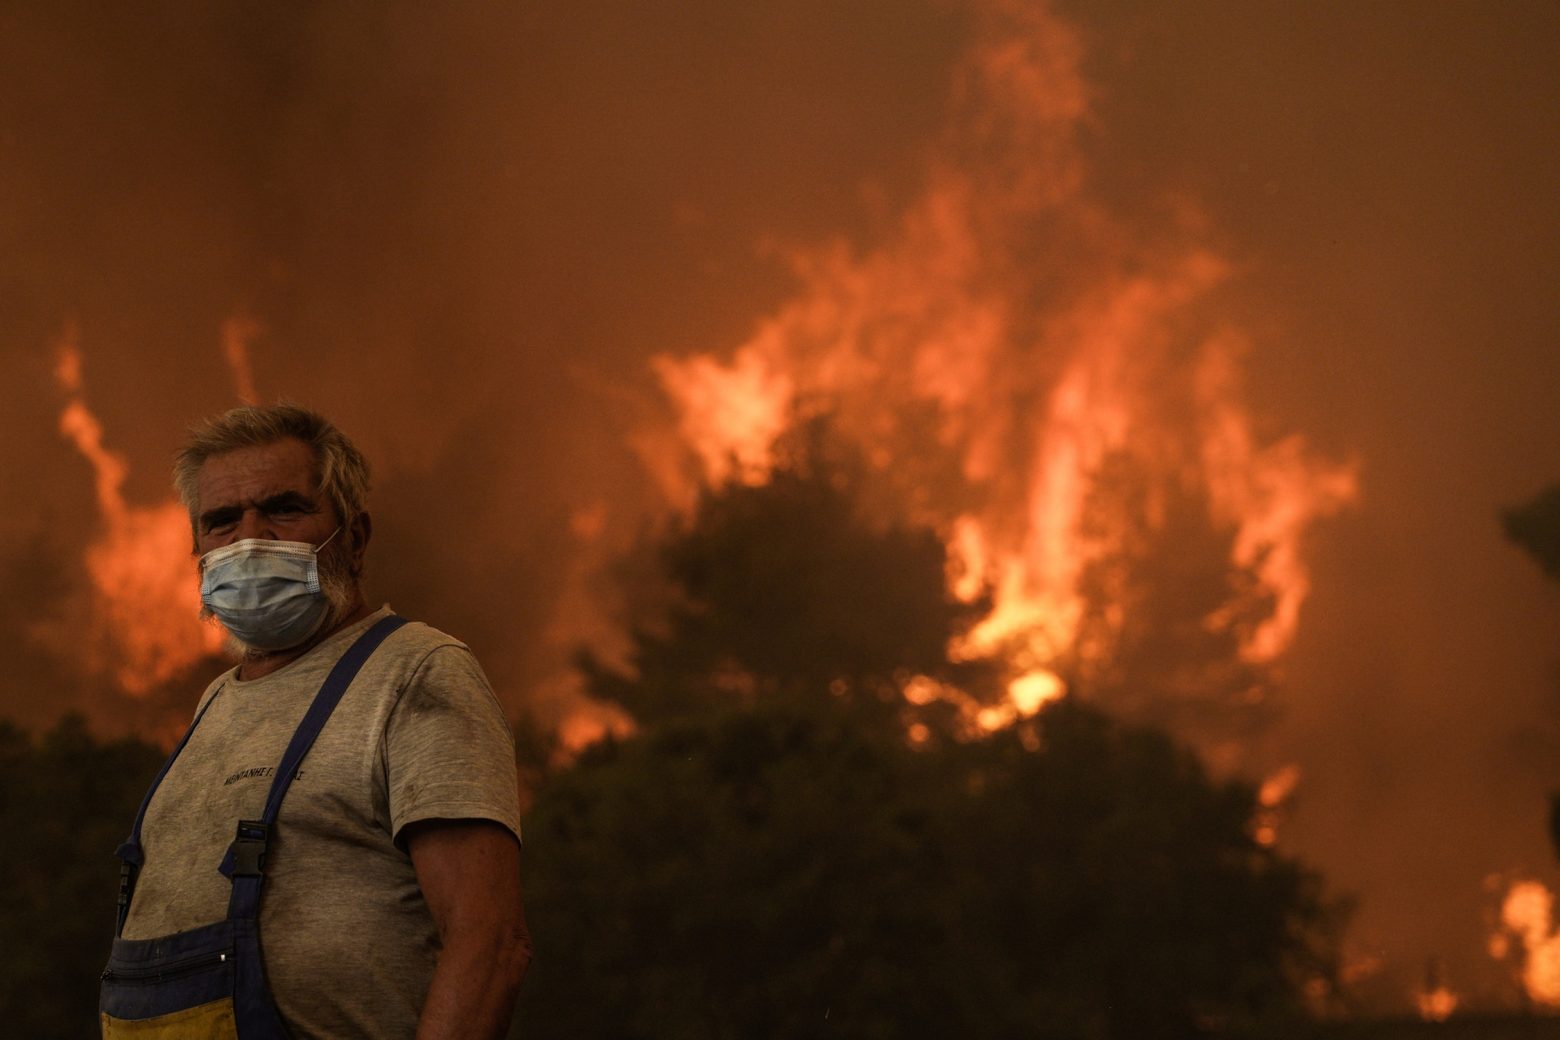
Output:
[
  {"xmin": 3, "ymin": 0, "xmax": 1558, "ymax": 1015},
  {"xmin": 1, "ymin": 0, "xmax": 963, "ymax": 718}
]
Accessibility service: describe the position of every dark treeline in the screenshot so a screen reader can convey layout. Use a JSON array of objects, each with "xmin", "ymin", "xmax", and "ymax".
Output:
[
  {"xmin": 513, "ymin": 443, "xmax": 1345, "ymax": 1039},
  {"xmin": 1505, "ymin": 484, "xmax": 1560, "ymax": 863},
  {"xmin": 0, "ymin": 443, "xmax": 1356, "ymax": 1039},
  {"xmin": 0, "ymin": 716, "xmax": 162, "ymax": 1037}
]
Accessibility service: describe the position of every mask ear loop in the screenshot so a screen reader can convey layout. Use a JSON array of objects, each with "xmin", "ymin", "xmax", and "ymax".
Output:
[{"xmin": 199, "ymin": 527, "xmax": 341, "ymax": 575}]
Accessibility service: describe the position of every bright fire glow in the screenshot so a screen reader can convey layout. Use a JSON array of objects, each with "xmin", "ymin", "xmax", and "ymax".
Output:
[
  {"xmin": 1009, "ymin": 669, "xmax": 1064, "ymax": 715},
  {"xmin": 1259, "ymin": 764, "xmax": 1302, "ymax": 808},
  {"xmin": 653, "ymin": 346, "xmax": 793, "ymax": 489},
  {"xmin": 1251, "ymin": 763, "xmax": 1301, "ymax": 847},
  {"xmin": 1197, "ymin": 341, "xmax": 1359, "ymax": 662},
  {"xmin": 1417, "ymin": 984, "xmax": 1458, "ymax": 1022},
  {"xmin": 1495, "ymin": 879, "xmax": 1560, "ymax": 1006},
  {"xmin": 555, "ymin": 708, "xmax": 616, "ymax": 756},
  {"xmin": 643, "ymin": 2, "xmax": 1355, "ymax": 730},
  {"xmin": 50, "ymin": 327, "xmax": 224, "ymax": 693}
]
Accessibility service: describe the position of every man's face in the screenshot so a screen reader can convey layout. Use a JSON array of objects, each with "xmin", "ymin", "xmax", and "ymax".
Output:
[
  {"xmin": 194, "ymin": 438, "xmax": 367, "ymax": 651},
  {"xmin": 194, "ymin": 438, "xmax": 339, "ymax": 555}
]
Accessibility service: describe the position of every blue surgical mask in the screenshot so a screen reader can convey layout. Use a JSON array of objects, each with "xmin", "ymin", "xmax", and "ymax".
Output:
[{"xmin": 199, "ymin": 529, "xmax": 340, "ymax": 652}]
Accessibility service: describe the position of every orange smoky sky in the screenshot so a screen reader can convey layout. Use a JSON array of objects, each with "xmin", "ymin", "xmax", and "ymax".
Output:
[{"xmin": 2, "ymin": 0, "xmax": 1558, "ymax": 1016}]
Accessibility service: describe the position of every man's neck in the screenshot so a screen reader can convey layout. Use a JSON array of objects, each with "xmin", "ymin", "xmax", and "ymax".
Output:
[{"xmin": 235, "ymin": 600, "xmax": 375, "ymax": 682}]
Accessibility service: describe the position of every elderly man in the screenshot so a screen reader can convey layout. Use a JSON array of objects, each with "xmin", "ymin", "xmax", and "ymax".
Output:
[{"xmin": 99, "ymin": 404, "xmax": 530, "ymax": 1039}]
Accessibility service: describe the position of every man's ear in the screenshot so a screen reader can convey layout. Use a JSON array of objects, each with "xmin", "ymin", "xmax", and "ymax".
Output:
[{"xmin": 349, "ymin": 512, "xmax": 372, "ymax": 572}]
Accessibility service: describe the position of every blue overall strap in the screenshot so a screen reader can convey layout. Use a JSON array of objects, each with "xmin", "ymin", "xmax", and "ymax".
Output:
[
  {"xmin": 222, "ymin": 613, "xmax": 408, "ymax": 921},
  {"xmin": 113, "ymin": 686, "xmax": 227, "ymax": 936}
]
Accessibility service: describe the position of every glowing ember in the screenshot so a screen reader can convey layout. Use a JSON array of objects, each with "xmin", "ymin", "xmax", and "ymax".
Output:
[
  {"xmin": 1494, "ymin": 879, "xmax": 1560, "ymax": 1006},
  {"xmin": 50, "ymin": 327, "xmax": 224, "ymax": 693},
  {"xmin": 902, "ymin": 675, "xmax": 946, "ymax": 706},
  {"xmin": 1009, "ymin": 669, "xmax": 1064, "ymax": 715},
  {"xmin": 1417, "ymin": 984, "xmax": 1458, "ymax": 1022},
  {"xmin": 1415, "ymin": 958, "xmax": 1458, "ymax": 1021},
  {"xmin": 1251, "ymin": 764, "xmax": 1301, "ymax": 847},
  {"xmin": 1259, "ymin": 764, "xmax": 1302, "ymax": 808},
  {"xmin": 643, "ymin": 2, "xmax": 1355, "ymax": 733},
  {"xmin": 975, "ymin": 703, "xmax": 1012, "ymax": 733}
]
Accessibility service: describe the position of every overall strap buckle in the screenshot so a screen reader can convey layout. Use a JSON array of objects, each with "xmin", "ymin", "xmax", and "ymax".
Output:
[
  {"xmin": 114, "ymin": 860, "xmax": 138, "ymax": 935},
  {"xmin": 230, "ymin": 820, "xmax": 270, "ymax": 877},
  {"xmin": 116, "ymin": 861, "xmax": 136, "ymax": 911}
]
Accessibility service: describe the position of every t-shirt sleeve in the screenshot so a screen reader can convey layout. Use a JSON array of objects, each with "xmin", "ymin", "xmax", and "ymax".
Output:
[{"xmin": 383, "ymin": 643, "xmax": 522, "ymax": 847}]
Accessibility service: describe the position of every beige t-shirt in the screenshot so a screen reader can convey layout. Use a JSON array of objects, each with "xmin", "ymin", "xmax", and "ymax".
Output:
[{"xmin": 122, "ymin": 606, "xmax": 522, "ymax": 1039}]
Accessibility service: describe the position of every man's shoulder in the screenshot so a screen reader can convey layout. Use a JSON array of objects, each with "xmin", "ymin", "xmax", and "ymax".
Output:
[
  {"xmin": 327, "ymin": 607, "xmax": 466, "ymax": 660},
  {"xmin": 378, "ymin": 617, "xmax": 507, "ymax": 734},
  {"xmin": 383, "ymin": 616, "xmax": 470, "ymax": 657},
  {"xmin": 367, "ymin": 614, "xmax": 490, "ymax": 688},
  {"xmin": 313, "ymin": 614, "xmax": 492, "ymax": 717}
]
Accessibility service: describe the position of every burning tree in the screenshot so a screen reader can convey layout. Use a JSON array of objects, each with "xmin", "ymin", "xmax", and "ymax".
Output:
[
  {"xmin": 517, "ymin": 447, "xmax": 1344, "ymax": 1039},
  {"xmin": 624, "ymin": 0, "xmax": 1358, "ymax": 774},
  {"xmin": 1066, "ymin": 450, "xmax": 1285, "ymax": 755},
  {"xmin": 1487, "ymin": 481, "xmax": 1560, "ymax": 1011},
  {"xmin": 578, "ymin": 428, "xmax": 1000, "ymax": 735}
]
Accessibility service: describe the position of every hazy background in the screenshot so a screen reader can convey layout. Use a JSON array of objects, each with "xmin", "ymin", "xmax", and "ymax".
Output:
[{"xmin": 3, "ymin": 0, "xmax": 1557, "ymax": 1010}]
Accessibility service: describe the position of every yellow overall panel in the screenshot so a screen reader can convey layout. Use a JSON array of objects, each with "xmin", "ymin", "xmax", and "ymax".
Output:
[{"xmin": 101, "ymin": 997, "xmax": 239, "ymax": 1040}]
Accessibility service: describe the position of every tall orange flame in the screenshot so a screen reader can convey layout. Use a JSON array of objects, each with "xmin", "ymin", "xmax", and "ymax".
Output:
[
  {"xmin": 643, "ymin": 2, "xmax": 1356, "ymax": 728},
  {"xmin": 49, "ymin": 325, "xmax": 224, "ymax": 694}
]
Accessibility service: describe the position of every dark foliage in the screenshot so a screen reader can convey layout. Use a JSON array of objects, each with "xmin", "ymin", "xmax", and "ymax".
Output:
[
  {"xmin": 518, "ymin": 697, "xmax": 1336, "ymax": 1039},
  {"xmin": 580, "ymin": 449, "xmax": 997, "ymax": 729},
  {"xmin": 0, "ymin": 714, "xmax": 162, "ymax": 1037},
  {"xmin": 1502, "ymin": 483, "xmax": 1560, "ymax": 862},
  {"xmin": 1073, "ymin": 451, "xmax": 1279, "ymax": 746},
  {"xmin": 519, "ymin": 448, "xmax": 1341, "ymax": 1039}
]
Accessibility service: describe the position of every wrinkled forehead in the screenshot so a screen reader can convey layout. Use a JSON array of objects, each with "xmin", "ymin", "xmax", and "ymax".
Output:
[{"xmin": 195, "ymin": 438, "xmax": 322, "ymax": 511}]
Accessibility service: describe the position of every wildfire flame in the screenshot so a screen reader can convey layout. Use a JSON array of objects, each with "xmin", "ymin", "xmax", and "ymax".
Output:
[
  {"xmin": 642, "ymin": 2, "xmax": 1355, "ymax": 728},
  {"xmin": 1415, "ymin": 958, "xmax": 1459, "ymax": 1021},
  {"xmin": 1493, "ymin": 879, "xmax": 1560, "ymax": 1006},
  {"xmin": 48, "ymin": 325, "xmax": 225, "ymax": 694},
  {"xmin": 1417, "ymin": 984, "xmax": 1458, "ymax": 1022},
  {"xmin": 1252, "ymin": 763, "xmax": 1301, "ymax": 847},
  {"xmin": 655, "ymin": 349, "xmax": 793, "ymax": 490}
]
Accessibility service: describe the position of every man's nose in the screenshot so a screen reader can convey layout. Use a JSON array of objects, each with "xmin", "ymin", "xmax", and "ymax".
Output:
[{"xmin": 233, "ymin": 509, "xmax": 274, "ymax": 542}]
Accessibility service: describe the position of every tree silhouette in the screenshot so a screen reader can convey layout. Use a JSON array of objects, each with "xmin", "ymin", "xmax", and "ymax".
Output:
[
  {"xmin": 579, "ymin": 438, "xmax": 997, "ymax": 733},
  {"xmin": 1072, "ymin": 451, "xmax": 1279, "ymax": 751},
  {"xmin": 0, "ymin": 714, "xmax": 162, "ymax": 1038},
  {"xmin": 519, "ymin": 441, "xmax": 1341, "ymax": 1039},
  {"xmin": 1503, "ymin": 483, "xmax": 1560, "ymax": 863}
]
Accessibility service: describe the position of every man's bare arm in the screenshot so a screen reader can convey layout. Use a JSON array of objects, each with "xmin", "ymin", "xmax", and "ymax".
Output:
[{"xmin": 407, "ymin": 818, "xmax": 532, "ymax": 1040}]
